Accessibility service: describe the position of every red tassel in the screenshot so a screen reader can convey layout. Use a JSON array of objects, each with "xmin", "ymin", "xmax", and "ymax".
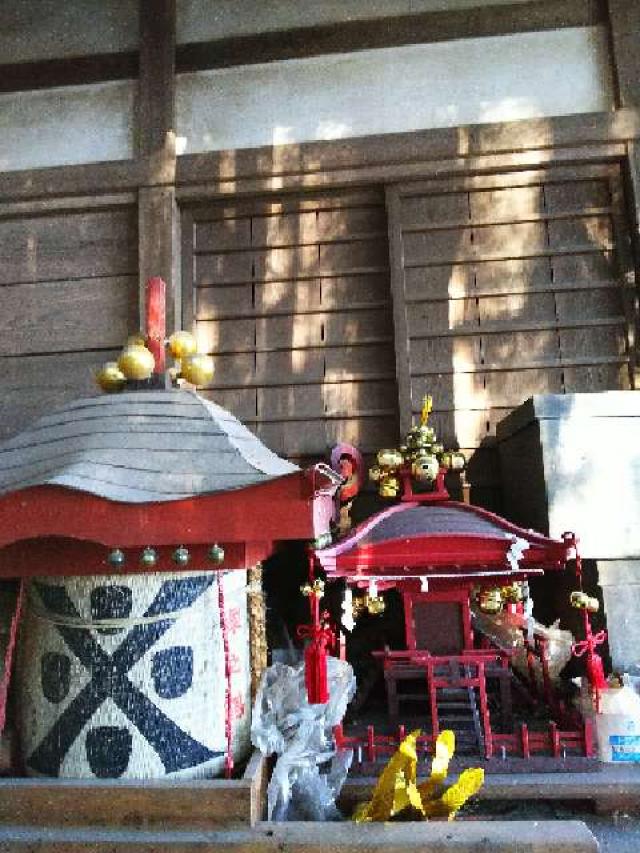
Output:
[{"xmin": 304, "ymin": 634, "xmax": 329, "ymax": 705}]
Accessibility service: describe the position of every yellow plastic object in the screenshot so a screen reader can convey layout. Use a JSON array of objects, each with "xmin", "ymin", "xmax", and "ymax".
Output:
[
  {"xmin": 422, "ymin": 768, "xmax": 485, "ymax": 820},
  {"xmin": 352, "ymin": 729, "xmax": 483, "ymax": 823}
]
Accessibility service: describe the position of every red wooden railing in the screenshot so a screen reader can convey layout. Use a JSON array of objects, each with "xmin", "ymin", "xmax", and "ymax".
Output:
[{"xmin": 333, "ymin": 718, "xmax": 594, "ymax": 766}]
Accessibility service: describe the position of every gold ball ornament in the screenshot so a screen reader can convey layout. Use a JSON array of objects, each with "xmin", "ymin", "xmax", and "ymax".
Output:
[
  {"xmin": 96, "ymin": 362, "xmax": 126, "ymax": 393},
  {"xmin": 126, "ymin": 333, "xmax": 147, "ymax": 348},
  {"xmin": 118, "ymin": 344, "xmax": 156, "ymax": 380},
  {"xmin": 168, "ymin": 330, "xmax": 198, "ymax": 359},
  {"xmin": 180, "ymin": 353, "xmax": 215, "ymax": 386}
]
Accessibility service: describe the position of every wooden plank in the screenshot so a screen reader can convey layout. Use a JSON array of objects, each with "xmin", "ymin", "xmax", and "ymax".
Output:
[
  {"xmin": 386, "ymin": 185, "xmax": 413, "ymax": 434},
  {"xmin": 410, "ymin": 335, "xmax": 482, "ymax": 372},
  {"xmin": 478, "ymin": 292, "xmax": 556, "ymax": 326},
  {"xmin": 176, "ymin": 0, "xmax": 605, "ymax": 72},
  {"xmin": 138, "ymin": 186, "xmax": 178, "ymax": 331},
  {"xmin": 407, "ymin": 298, "xmax": 478, "ymax": 336},
  {"xmin": 544, "ymin": 179, "xmax": 611, "ymax": 212},
  {"xmin": 195, "ymin": 318, "xmax": 256, "ymax": 353},
  {"xmin": 554, "ymin": 288, "xmax": 625, "ymax": 323},
  {"xmin": 0, "ymin": 53, "xmax": 138, "ymax": 94},
  {"xmin": 195, "ymin": 217, "xmax": 252, "ymax": 252},
  {"xmin": 469, "ymin": 186, "xmax": 544, "ymax": 222},
  {"xmin": 608, "ymin": 0, "xmax": 640, "ymax": 108},
  {"xmin": 0, "ymin": 208, "xmax": 137, "ymax": 285},
  {"xmin": 559, "ymin": 324, "xmax": 628, "ymax": 359},
  {"xmin": 547, "ymin": 215, "xmax": 613, "ymax": 250},
  {"xmin": 481, "ymin": 330, "xmax": 559, "ymax": 366},
  {"xmin": 399, "ymin": 193, "xmax": 469, "ymax": 228},
  {"xmin": 404, "ymin": 265, "xmax": 473, "ymax": 301},
  {"xmin": 323, "ymin": 344, "xmax": 397, "ymax": 382},
  {"xmin": 550, "ymin": 249, "xmax": 616, "ymax": 282},
  {"xmin": 563, "ymin": 362, "xmax": 631, "ymax": 391},
  {"xmin": 258, "ymin": 385, "xmax": 324, "ymax": 420},
  {"xmin": 205, "ymin": 387, "xmax": 258, "ymax": 420},
  {"xmin": 0, "ymin": 753, "xmax": 265, "ymax": 830},
  {"xmin": 137, "ymin": 0, "xmax": 176, "ymax": 159},
  {"xmin": 322, "ymin": 380, "xmax": 398, "ymax": 417},
  {"xmin": 255, "ymin": 349, "xmax": 325, "ymax": 385},
  {"xmin": 0, "ymin": 350, "xmax": 120, "ymax": 441},
  {"xmin": 473, "ymin": 258, "xmax": 552, "ymax": 294},
  {"xmin": 196, "ymin": 282, "xmax": 255, "ymax": 319},
  {"xmin": 0, "ymin": 276, "xmax": 137, "ymax": 356}
]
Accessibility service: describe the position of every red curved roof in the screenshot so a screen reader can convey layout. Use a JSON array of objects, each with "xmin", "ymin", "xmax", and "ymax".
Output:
[{"xmin": 315, "ymin": 501, "xmax": 572, "ymax": 580}]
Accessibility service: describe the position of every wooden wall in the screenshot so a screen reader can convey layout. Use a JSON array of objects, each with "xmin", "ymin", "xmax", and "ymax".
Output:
[
  {"xmin": 0, "ymin": 204, "xmax": 138, "ymax": 439},
  {"xmin": 0, "ymin": 0, "xmax": 638, "ymax": 512},
  {"xmin": 183, "ymin": 189, "xmax": 398, "ymax": 464},
  {"xmin": 387, "ymin": 164, "xmax": 634, "ymax": 507}
]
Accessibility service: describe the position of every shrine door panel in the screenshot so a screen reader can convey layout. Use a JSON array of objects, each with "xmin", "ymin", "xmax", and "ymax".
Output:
[
  {"xmin": 0, "ymin": 205, "xmax": 139, "ymax": 441},
  {"xmin": 411, "ymin": 601, "xmax": 465, "ymax": 655},
  {"xmin": 184, "ymin": 189, "xmax": 399, "ymax": 464},
  {"xmin": 387, "ymin": 165, "xmax": 635, "ymax": 509}
]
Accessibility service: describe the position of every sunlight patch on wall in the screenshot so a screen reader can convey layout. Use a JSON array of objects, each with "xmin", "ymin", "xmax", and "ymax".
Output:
[
  {"xmin": 176, "ymin": 26, "xmax": 614, "ymax": 155},
  {"xmin": 0, "ymin": 81, "xmax": 135, "ymax": 172}
]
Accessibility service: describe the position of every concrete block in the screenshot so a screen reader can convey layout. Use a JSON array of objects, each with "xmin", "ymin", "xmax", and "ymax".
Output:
[
  {"xmin": 0, "ymin": 820, "xmax": 600, "ymax": 852},
  {"xmin": 497, "ymin": 392, "xmax": 640, "ymax": 560},
  {"xmin": 597, "ymin": 560, "xmax": 640, "ymax": 672}
]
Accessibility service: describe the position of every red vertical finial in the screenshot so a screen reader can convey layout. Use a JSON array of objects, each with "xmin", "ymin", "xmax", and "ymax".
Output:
[{"xmin": 145, "ymin": 277, "xmax": 166, "ymax": 375}]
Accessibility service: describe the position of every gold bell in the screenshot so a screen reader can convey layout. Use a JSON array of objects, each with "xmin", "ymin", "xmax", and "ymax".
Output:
[
  {"xmin": 181, "ymin": 353, "xmax": 215, "ymax": 386},
  {"xmin": 168, "ymin": 330, "xmax": 198, "ymax": 359},
  {"xmin": 379, "ymin": 475, "xmax": 401, "ymax": 498},
  {"xmin": 118, "ymin": 344, "xmax": 156, "ymax": 380},
  {"xmin": 96, "ymin": 361, "xmax": 126, "ymax": 393},
  {"xmin": 479, "ymin": 588, "xmax": 503, "ymax": 614}
]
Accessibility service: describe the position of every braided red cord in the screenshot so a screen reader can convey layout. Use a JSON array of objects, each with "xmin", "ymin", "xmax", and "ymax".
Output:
[
  {"xmin": 217, "ymin": 573, "xmax": 234, "ymax": 779},
  {"xmin": 0, "ymin": 581, "xmax": 24, "ymax": 734}
]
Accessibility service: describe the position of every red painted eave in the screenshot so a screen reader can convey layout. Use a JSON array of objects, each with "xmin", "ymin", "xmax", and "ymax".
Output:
[{"xmin": 0, "ymin": 467, "xmax": 334, "ymax": 550}]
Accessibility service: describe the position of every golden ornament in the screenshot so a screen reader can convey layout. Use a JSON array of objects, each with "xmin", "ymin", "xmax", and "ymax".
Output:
[
  {"xmin": 118, "ymin": 344, "xmax": 156, "ymax": 380},
  {"xmin": 168, "ymin": 330, "xmax": 198, "ymax": 359},
  {"xmin": 180, "ymin": 353, "xmax": 215, "ymax": 385},
  {"xmin": 96, "ymin": 361, "xmax": 126, "ymax": 393},
  {"xmin": 126, "ymin": 333, "xmax": 147, "ymax": 348}
]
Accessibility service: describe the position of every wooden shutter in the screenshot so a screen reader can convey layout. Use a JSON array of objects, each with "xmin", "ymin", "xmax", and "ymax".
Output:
[
  {"xmin": 387, "ymin": 165, "xmax": 636, "ymax": 508},
  {"xmin": 184, "ymin": 189, "xmax": 399, "ymax": 463},
  {"xmin": 0, "ymin": 206, "xmax": 138, "ymax": 440}
]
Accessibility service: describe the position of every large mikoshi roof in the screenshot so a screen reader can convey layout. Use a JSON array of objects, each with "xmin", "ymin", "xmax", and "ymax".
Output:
[
  {"xmin": 315, "ymin": 501, "xmax": 571, "ymax": 583},
  {"xmin": 0, "ymin": 389, "xmax": 298, "ymax": 503},
  {"xmin": 0, "ymin": 388, "xmax": 338, "ymax": 567}
]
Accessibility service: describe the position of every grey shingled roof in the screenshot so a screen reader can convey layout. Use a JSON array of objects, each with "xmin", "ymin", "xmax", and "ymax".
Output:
[{"xmin": 0, "ymin": 389, "xmax": 298, "ymax": 503}]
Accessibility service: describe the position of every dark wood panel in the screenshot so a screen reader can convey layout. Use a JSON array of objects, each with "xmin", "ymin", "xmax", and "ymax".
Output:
[
  {"xmin": 404, "ymin": 265, "xmax": 473, "ymax": 301},
  {"xmin": 176, "ymin": 0, "xmax": 604, "ymax": 72},
  {"xmin": 0, "ymin": 208, "xmax": 137, "ymax": 286},
  {"xmin": 0, "ymin": 276, "xmax": 137, "ymax": 356},
  {"xmin": 399, "ymin": 193, "xmax": 469, "ymax": 228},
  {"xmin": 559, "ymin": 324, "xmax": 628, "ymax": 359},
  {"xmin": 0, "ymin": 350, "xmax": 121, "ymax": 441},
  {"xmin": 410, "ymin": 335, "xmax": 482, "ymax": 372},
  {"xmin": 194, "ymin": 217, "xmax": 252, "ymax": 253},
  {"xmin": 563, "ymin": 362, "xmax": 632, "ymax": 391},
  {"xmin": 547, "ymin": 215, "xmax": 613, "ymax": 250},
  {"xmin": 554, "ymin": 288, "xmax": 625, "ymax": 322},
  {"xmin": 477, "ymin": 292, "xmax": 557, "ymax": 326},
  {"xmin": 407, "ymin": 298, "xmax": 478, "ymax": 336},
  {"xmin": 544, "ymin": 179, "xmax": 611, "ymax": 212}
]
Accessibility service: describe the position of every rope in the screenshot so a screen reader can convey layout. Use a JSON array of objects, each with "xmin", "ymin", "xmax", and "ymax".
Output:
[
  {"xmin": 218, "ymin": 572, "xmax": 234, "ymax": 779},
  {"xmin": 0, "ymin": 581, "xmax": 24, "ymax": 734}
]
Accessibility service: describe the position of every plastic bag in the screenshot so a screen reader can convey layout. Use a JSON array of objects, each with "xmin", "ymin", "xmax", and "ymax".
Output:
[{"xmin": 251, "ymin": 656, "xmax": 356, "ymax": 821}]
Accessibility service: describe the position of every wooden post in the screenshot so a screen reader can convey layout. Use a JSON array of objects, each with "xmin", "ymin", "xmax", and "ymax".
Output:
[
  {"xmin": 145, "ymin": 277, "xmax": 166, "ymax": 374},
  {"xmin": 520, "ymin": 723, "xmax": 530, "ymax": 759},
  {"xmin": 549, "ymin": 721, "xmax": 561, "ymax": 758},
  {"xmin": 137, "ymin": 0, "xmax": 179, "ymax": 334},
  {"xmin": 247, "ymin": 563, "xmax": 268, "ymax": 700}
]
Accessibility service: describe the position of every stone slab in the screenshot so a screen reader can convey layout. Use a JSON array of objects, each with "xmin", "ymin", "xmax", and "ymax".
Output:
[
  {"xmin": 0, "ymin": 751, "xmax": 267, "ymax": 830},
  {"xmin": 0, "ymin": 820, "xmax": 599, "ymax": 852}
]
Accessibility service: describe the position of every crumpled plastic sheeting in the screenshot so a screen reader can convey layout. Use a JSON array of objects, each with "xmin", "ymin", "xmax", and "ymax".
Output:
[
  {"xmin": 472, "ymin": 607, "xmax": 574, "ymax": 683},
  {"xmin": 251, "ymin": 656, "xmax": 356, "ymax": 821}
]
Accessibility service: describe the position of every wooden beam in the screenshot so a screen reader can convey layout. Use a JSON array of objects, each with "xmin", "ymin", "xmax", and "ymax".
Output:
[
  {"xmin": 137, "ymin": 0, "xmax": 176, "ymax": 160},
  {"xmin": 176, "ymin": 109, "xmax": 640, "ymax": 196},
  {"xmin": 607, "ymin": 0, "xmax": 640, "ymax": 109},
  {"xmin": 137, "ymin": 0, "xmax": 179, "ymax": 330},
  {"xmin": 138, "ymin": 186, "xmax": 180, "ymax": 332},
  {"xmin": 0, "ymin": 53, "xmax": 138, "ymax": 94},
  {"xmin": 177, "ymin": 0, "xmax": 605, "ymax": 72}
]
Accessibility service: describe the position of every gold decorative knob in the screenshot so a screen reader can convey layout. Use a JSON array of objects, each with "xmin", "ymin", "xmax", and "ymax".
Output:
[
  {"xmin": 118, "ymin": 344, "xmax": 156, "ymax": 380},
  {"xmin": 96, "ymin": 362, "xmax": 127, "ymax": 393},
  {"xmin": 180, "ymin": 353, "xmax": 215, "ymax": 386},
  {"xmin": 168, "ymin": 331, "xmax": 198, "ymax": 359}
]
